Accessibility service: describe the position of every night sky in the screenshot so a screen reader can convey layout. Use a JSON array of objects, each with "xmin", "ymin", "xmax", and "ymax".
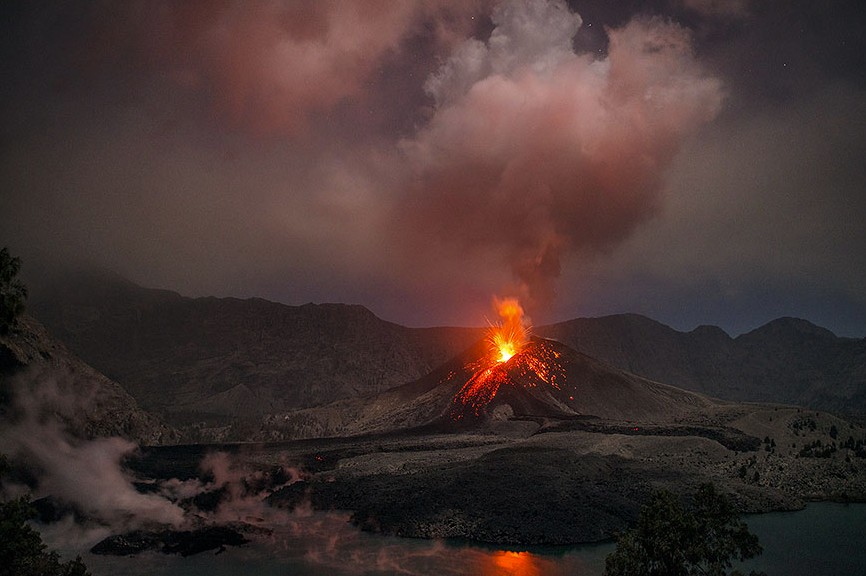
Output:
[{"xmin": 2, "ymin": 0, "xmax": 864, "ymax": 336}]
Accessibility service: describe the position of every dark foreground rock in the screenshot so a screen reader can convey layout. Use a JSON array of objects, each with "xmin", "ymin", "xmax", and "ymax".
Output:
[
  {"xmin": 263, "ymin": 407, "xmax": 866, "ymax": 545},
  {"xmin": 91, "ymin": 526, "xmax": 249, "ymax": 557},
  {"xmin": 270, "ymin": 448, "xmax": 700, "ymax": 545},
  {"xmin": 126, "ymin": 406, "xmax": 866, "ymax": 547}
]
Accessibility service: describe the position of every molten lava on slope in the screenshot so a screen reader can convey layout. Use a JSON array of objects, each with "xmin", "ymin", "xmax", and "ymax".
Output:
[
  {"xmin": 334, "ymin": 298, "xmax": 718, "ymax": 435},
  {"xmin": 447, "ymin": 298, "xmax": 570, "ymax": 420},
  {"xmin": 450, "ymin": 338, "xmax": 567, "ymax": 419}
]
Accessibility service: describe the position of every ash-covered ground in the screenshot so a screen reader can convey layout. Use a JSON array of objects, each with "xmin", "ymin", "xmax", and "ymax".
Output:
[{"xmin": 125, "ymin": 402, "xmax": 866, "ymax": 547}]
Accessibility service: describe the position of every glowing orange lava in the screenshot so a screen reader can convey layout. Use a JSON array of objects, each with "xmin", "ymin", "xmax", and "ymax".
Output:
[
  {"xmin": 488, "ymin": 297, "xmax": 528, "ymax": 363},
  {"xmin": 449, "ymin": 297, "xmax": 565, "ymax": 419}
]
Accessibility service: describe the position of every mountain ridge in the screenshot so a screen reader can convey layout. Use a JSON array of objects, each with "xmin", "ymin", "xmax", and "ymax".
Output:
[
  {"xmin": 30, "ymin": 271, "xmax": 483, "ymax": 427},
  {"xmin": 28, "ymin": 271, "xmax": 866, "ymax": 433},
  {"xmin": 538, "ymin": 313, "xmax": 866, "ymax": 416}
]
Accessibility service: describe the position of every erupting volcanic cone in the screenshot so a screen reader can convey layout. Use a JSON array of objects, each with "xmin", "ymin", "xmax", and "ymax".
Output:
[
  {"xmin": 430, "ymin": 335, "xmax": 714, "ymax": 426},
  {"xmin": 449, "ymin": 338, "xmax": 568, "ymax": 420},
  {"xmin": 338, "ymin": 299, "xmax": 716, "ymax": 436},
  {"xmin": 444, "ymin": 297, "xmax": 575, "ymax": 421}
]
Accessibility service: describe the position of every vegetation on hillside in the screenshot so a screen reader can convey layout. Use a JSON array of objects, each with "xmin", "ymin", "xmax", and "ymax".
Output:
[
  {"xmin": 0, "ymin": 455, "xmax": 90, "ymax": 576},
  {"xmin": 0, "ymin": 247, "xmax": 27, "ymax": 334}
]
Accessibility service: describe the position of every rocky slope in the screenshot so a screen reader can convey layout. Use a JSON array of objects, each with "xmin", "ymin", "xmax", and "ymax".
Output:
[
  {"xmin": 262, "ymin": 337, "xmax": 721, "ymax": 441},
  {"xmin": 0, "ymin": 315, "xmax": 174, "ymax": 444},
  {"xmin": 255, "ymin": 402, "xmax": 866, "ymax": 545}
]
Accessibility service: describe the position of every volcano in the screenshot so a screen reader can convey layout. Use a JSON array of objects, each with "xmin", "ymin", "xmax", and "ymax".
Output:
[
  {"xmin": 264, "ymin": 333, "xmax": 774, "ymax": 545},
  {"xmin": 324, "ymin": 335, "xmax": 717, "ymax": 438},
  {"xmin": 448, "ymin": 338, "xmax": 569, "ymax": 422}
]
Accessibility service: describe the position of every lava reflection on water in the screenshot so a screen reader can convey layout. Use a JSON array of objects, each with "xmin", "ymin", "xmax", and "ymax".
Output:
[{"xmin": 482, "ymin": 550, "xmax": 543, "ymax": 576}]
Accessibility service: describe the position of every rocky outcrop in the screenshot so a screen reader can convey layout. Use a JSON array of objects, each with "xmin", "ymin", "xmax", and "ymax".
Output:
[
  {"xmin": 91, "ymin": 526, "xmax": 250, "ymax": 556},
  {"xmin": 0, "ymin": 314, "xmax": 175, "ymax": 444},
  {"xmin": 274, "ymin": 450, "xmax": 655, "ymax": 544}
]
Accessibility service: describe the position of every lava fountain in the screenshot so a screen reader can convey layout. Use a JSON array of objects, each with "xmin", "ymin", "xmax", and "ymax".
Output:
[
  {"xmin": 450, "ymin": 298, "xmax": 564, "ymax": 419},
  {"xmin": 488, "ymin": 297, "xmax": 528, "ymax": 363}
]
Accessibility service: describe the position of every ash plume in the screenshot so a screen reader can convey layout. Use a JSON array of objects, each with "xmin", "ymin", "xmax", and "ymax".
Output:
[{"xmin": 396, "ymin": 0, "xmax": 724, "ymax": 312}]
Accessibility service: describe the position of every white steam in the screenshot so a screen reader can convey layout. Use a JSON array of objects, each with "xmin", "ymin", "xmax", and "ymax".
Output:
[{"xmin": 0, "ymin": 368, "xmax": 185, "ymax": 530}]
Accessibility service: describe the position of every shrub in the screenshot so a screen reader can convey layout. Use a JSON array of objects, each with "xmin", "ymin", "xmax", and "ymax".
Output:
[
  {"xmin": 0, "ymin": 247, "xmax": 27, "ymax": 334},
  {"xmin": 604, "ymin": 483, "xmax": 764, "ymax": 576}
]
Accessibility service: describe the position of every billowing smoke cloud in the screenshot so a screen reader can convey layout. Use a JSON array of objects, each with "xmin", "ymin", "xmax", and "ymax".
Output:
[
  {"xmin": 165, "ymin": 451, "xmax": 303, "ymax": 524},
  {"xmin": 5, "ymin": 427, "xmax": 186, "ymax": 528},
  {"xmin": 0, "ymin": 369, "xmax": 302, "ymax": 548},
  {"xmin": 396, "ymin": 0, "xmax": 724, "ymax": 310},
  {"xmin": 85, "ymin": 0, "xmax": 488, "ymax": 135}
]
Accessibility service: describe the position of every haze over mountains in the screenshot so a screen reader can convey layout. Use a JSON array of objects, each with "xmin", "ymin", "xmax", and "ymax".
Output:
[
  {"xmin": 29, "ymin": 271, "xmax": 866, "ymax": 436},
  {"xmin": 30, "ymin": 271, "xmax": 480, "ymax": 426}
]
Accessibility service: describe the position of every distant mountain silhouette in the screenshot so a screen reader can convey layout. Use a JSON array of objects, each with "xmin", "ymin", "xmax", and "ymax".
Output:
[
  {"xmin": 30, "ymin": 270, "xmax": 481, "ymax": 426},
  {"xmin": 30, "ymin": 271, "xmax": 866, "ymax": 431},
  {"xmin": 538, "ymin": 314, "xmax": 866, "ymax": 416}
]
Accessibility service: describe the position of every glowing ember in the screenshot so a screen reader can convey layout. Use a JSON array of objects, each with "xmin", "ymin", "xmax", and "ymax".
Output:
[{"xmin": 448, "ymin": 297, "xmax": 565, "ymax": 419}]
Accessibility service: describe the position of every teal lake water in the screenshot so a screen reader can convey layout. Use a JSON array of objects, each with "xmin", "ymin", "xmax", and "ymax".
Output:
[
  {"xmin": 58, "ymin": 502, "xmax": 866, "ymax": 575},
  {"xmin": 737, "ymin": 502, "xmax": 866, "ymax": 576}
]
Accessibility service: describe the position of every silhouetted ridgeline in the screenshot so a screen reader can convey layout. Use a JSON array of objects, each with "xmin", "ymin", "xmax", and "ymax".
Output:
[
  {"xmin": 539, "ymin": 314, "xmax": 866, "ymax": 417},
  {"xmin": 30, "ymin": 270, "xmax": 481, "ymax": 426},
  {"xmin": 29, "ymin": 271, "xmax": 866, "ymax": 430}
]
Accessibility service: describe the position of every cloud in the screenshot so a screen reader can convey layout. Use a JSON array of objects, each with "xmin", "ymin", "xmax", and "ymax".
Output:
[
  {"xmin": 562, "ymin": 81, "xmax": 866, "ymax": 335},
  {"xmin": 4, "ymin": 0, "xmax": 862, "ymax": 335},
  {"xmin": 78, "ymin": 0, "xmax": 488, "ymax": 136},
  {"xmin": 395, "ymin": 0, "xmax": 724, "ymax": 311}
]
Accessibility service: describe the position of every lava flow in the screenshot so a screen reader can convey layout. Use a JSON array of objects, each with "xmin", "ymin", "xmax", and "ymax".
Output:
[{"xmin": 450, "ymin": 298, "xmax": 565, "ymax": 419}]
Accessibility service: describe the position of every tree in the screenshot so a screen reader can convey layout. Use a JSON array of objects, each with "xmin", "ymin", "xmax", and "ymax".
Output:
[
  {"xmin": 0, "ymin": 247, "xmax": 28, "ymax": 334},
  {"xmin": 0, "ymin": 455, "xmax": 90, "ymax": 576},
  {"xmin": 604, "ymin": 483, "xmax": 765, "ymax": 576}
]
